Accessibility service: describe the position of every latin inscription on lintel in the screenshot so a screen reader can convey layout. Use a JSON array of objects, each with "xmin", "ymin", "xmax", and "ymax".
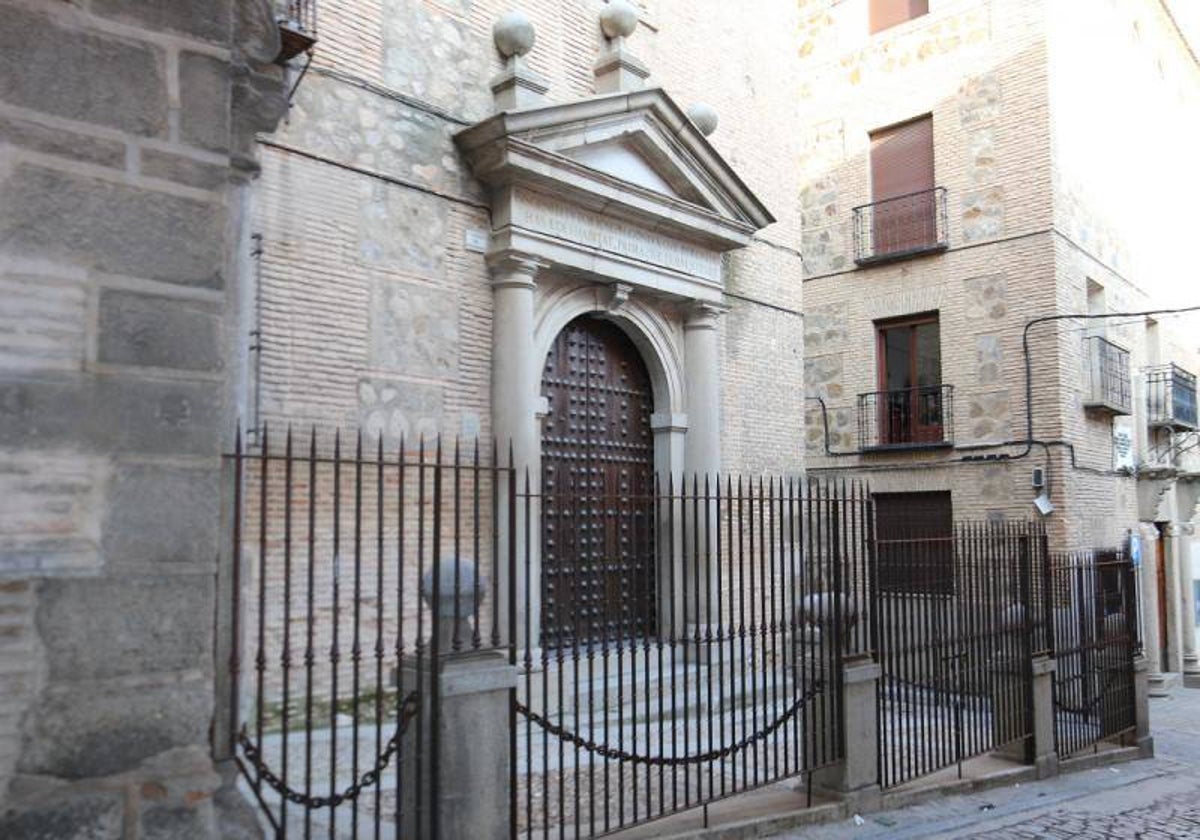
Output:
[{"xmin": 515, "ymin": 193, "xmax": 722, "ymax": 281}]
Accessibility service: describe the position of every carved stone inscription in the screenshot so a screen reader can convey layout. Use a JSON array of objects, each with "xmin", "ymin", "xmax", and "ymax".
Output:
[{"xmin": 514, "ymin": 193, "xmax": 722, "ymax": 282}]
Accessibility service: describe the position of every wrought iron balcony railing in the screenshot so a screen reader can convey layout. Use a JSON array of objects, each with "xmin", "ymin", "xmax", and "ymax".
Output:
[
  {"xmin": 1082, "ymin": 336, "xmax": 1132, "ymax": 416},
  {"xmin": 858, "ymin": 384, "xmax": 954, "ymax": 450},
  {"xmin": 1146, "ymin": 363, "xmax": 1198, "ymax": 430},
  {"xmin": 276, "ymin": 0, "xmax": 318, "ymax": 63},
  {"xmin": 852, "ymin": 187, "xmax": 948, "ymax": 265}
]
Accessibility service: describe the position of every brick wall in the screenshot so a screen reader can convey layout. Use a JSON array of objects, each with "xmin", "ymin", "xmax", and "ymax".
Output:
[
  {"xmin": 798, "ymin": 0, "xmax": 1200, "ymax": 549},
  {"xmin": 249, "ymin": 0, "xmax": 807, "ymax": 475}
]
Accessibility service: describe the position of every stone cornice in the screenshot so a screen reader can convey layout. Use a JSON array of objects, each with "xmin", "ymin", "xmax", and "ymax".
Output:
[{"xmin": 454, "ymin": 87, "xmax": 774, "ymax": 232}]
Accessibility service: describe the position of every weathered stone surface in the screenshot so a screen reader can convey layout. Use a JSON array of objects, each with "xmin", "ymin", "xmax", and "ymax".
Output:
[
  {"xmin": 0, "ymin": 452, "xmax": 105, "ymax": 576},
  {"xmin": 358, "ymin": 182, "xmax": 447, "ymax": 274},
  {"xmin": 179, "ymin": 52, "xmax": 231, "ymax": 153},
  {"xmin": 369, "ymin": 280, "xmax": 458, "ymax": 375},
  {"xmin": 0, "ymin": 164, "xmax": 225, "ymax": 288},
  {"xmin": 234, "ymin": 0, "xmax": 282, "ymax": 64},
  {"xmin": 800, "ymin": 177, "xmax": 840, "ymax": 230},
  {"xmin": 90, "ymin": 0, "xmax": 234, "ymax": 44},
  {"xmin": 0, "ymin": 790, "xmax": 123, "ymax": 839},
  {"xmin": 965, "ymin": 390, "xmax": 1011, "ymax": 442},
  {"xmin": 101, "ymin": 464, "xmax": 219, "ymax": 568},
  {"xmin": 804, "ymin": 353, "xmax": 844, "ymax": 401},
  {"xmin": 381, "ymin": 0, "xmax": 492, "ymax": 121},
  {"xmin": 141, "ymin": 149, "xmax": 228, "ymax": 190},
  {"xmin": 358, "ymin": 378, "xmax": 443, "ymax": 443},
  {"xmin": 0, "ymin": 374, "xmax": 221, "ymax": 457},
  {"xmin": 0, "ymin": 272, "xmax": 87, "ymax": 371},
  {"xmin": 19, "ymin": 678, "xmax": 212, "ymax": 778},
  {"xmin": 803, "ymin": 303, "xmax": 848, "ymax": 353},
  {"xmin": 36, "ymin": 576, "xmax": 213, "ymax": 682},
  {"xmin": 976, "ymin": 333, "xmax": 1003, "ymax": 384},
  {"xmin": 97, "ymin": 290, "xmax": 222, "ymax": 371},
  {"xmin": 963, "ymin": 273, "xmax": 1007, "ymax": 320},
  {"xmin": 979, "ymin": 464, "xmax": 1011, "ymax": 503},
  {"xmin": 967, "ymin": 126, "xmax": 996, "ymax": 185},
  {"xmin": 230, "ymin": 66, "xmax": 286, "ymax": 175},
  {"xmin": 800, "ymin": 225, "xmax": 849, "ymax": 274},
  {"xmin": 0, "ymin": 3, "xmax": 167, "ymax": 137},
  {"xmin": 281, "ymin": 75, "xmax": 476, "ymax": 198},
  {"xmin": 958, "ymin": 72, "xmax": 1001, "ymax": 126},
  {"xmin": 140, "ymin": 800, "xmax": 216, "ymax": 840},
  {"xmin": 961, "ymin": 185, "xmax": 1004, "ymax": 242},
  {"xmin": 0, "ymin": 115, "xmax": 126, "ymax": 168}
]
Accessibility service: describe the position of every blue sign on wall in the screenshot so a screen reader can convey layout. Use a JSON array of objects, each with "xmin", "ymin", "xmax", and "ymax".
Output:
[{"xmin": 1130, "ymin": 534, "xmax": 1141, "ymax": 568}]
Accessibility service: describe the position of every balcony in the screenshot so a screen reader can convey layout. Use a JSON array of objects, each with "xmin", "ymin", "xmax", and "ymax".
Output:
[
  {"xmin": 1082, "ymin": 336, "xmax": 1132, "ymax": 416},
  {"xmin": 1146, "ymin": 364, "xmax": 1198, "ymax": 431},
  {"xmin": 852, "ymin": 187, "xmax": 948, "ymax": 265},
  {"xmin": 858, "ymin": 385, "xmax": 955, "ymax": 451},
  {"xmin": 276, "ymin": 0, "xmax": 318, "ymax": 63}
]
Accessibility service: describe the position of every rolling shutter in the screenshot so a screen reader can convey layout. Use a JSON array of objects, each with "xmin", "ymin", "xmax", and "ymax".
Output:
[{"xmin": 870, "ymin": 115, "xmax": 934, "ymax": 201}]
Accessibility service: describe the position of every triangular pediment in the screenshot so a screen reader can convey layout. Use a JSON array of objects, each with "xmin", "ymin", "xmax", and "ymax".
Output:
[{"xmin": 454, "ymin": 87, "xmax": 775, "ymax": 245}]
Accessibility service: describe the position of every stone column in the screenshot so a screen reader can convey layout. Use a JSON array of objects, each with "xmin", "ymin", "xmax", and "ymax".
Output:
[
  {"xmin": 1162, "ymin": 523, "xmax": 1186, "ymax": 675},
  {"xmin": 1137, "ymin": 524, "xmax": 1168, "ymax": 693},
  {"xmin": 683, "ymin": 301, "xmax": 724, "ymax": 638},
  {"xmin": 1173, "ymin": 524, "xmax": 1200, "ymax": 686},
  {"xmin": 489, "ymin": 251, "xmax": 545, "ymax": 654}
]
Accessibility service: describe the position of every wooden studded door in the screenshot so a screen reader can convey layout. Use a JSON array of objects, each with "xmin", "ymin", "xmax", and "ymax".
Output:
[{"xmin": 541, "ymin": 316, "xmax": 657, "ymax": 646}]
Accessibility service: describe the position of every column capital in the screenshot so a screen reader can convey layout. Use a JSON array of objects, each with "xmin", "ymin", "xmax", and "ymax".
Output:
[
  {"xmin": 487, "ymin": 250, "xmax": 548, "ymax": 288},
  {"xmin": 683, "ymin": 299, "xmax": 729, "ymax": 330},
  {"xmin": 1166, "ymin": 522, "xmax": 1196, "ymax": 537}
]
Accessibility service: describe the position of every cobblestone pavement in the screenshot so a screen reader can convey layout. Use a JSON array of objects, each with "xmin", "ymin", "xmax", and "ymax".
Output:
[{"xmin": 778, "ymin": 691, "xmax": 1200, "ymax": 839}]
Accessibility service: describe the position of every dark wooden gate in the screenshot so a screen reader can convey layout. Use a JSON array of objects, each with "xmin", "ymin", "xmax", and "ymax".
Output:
[{"xmin": 540, "ymin": 315, "xmax": 656, "ymax": 645}]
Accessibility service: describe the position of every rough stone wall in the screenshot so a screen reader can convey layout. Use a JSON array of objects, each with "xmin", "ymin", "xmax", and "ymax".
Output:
[
  {"xmin": 249, "ymin": 0, "xmax": 806, "ymax": 475},
  {"xmin": 0, "ymin": 1, "xmax": 284, "ymax": 836}
]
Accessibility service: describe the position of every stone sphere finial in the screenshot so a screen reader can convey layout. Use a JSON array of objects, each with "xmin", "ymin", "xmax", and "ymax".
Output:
[
  {"xmin": 600, "ymin": 0, "xmax": 639, "ymax": 40},
  {"xmin": 687, "ymin": 103, "xmax": 719, "ymax": 137},
  {"xmin": 494, "ymin": 10, "xmax": 536, "ymax": 58}
]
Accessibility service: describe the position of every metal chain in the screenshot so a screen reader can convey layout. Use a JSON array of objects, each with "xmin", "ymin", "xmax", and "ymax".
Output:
[
  {"xmin": 516, "ymin": 682, "xmax": 825, "ymax": 767},
  {"xmin": 236, "ymin": 690, "xmax": 419, "ymax": 810},
  {"xmin": 1053, "ymin": 669, "xmax": 1129, "ymax": 717}
]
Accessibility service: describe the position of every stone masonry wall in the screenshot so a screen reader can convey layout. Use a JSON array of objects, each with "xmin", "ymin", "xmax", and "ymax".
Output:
[
  {"xmin": 248, "ymin": 0, "xmax": 807, "ymax": 476},
  {"xmin": 0, "ymin": 1, "xmax": 284, "ymax": 837}
]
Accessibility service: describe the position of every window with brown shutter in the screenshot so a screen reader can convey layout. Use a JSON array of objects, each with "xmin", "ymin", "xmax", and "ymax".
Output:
[
  {"xmin": 874, "ymin": 491, "xmax": 953, "ymax": 595},
  {"xmin": 868, "ymin": 115, "xmax": 937, "ymax": 256},
  {"xmin": 870, "ymin": 0, "xmax": 929, "ymax": 34}
]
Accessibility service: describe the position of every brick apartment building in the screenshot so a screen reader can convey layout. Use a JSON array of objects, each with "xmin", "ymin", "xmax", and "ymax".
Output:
[{"xmin": 797, "ymin": 0, "xmax": 1200, "ymax": 691}]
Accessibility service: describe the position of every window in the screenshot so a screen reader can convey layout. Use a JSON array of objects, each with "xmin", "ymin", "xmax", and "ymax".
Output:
[
  {"xmin": 876, "ymin": 313, "xmax": 945, "ymax": 445},
  {"xmin": 870, "ymin": 0, "xmax": 929, "ymax": 34},
  {"xmin": 868, "ymin": 115, "xmax": 937, "ymax": 256},
  {"xmin": 874, "ymin": 491, "xmax": 953, "ymax": 594}
]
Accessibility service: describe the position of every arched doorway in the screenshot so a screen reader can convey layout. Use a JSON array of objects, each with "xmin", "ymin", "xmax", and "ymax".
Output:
[{"xmin": 540, "ymin": 315, "xmax": 657, "ymax": 645}]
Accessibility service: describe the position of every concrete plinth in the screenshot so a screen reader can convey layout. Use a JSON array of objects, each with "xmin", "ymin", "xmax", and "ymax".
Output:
[
  {"xmin": 400, "ymin": 650, "xmax": 517, "ymax": 840},
  {"xmin": 1126, "ymin": 655, "xmax": 1155, "ymax": 757},
  {"xmin": 809, "ymin": 655, "xmax": 882, "ymax": 808},
  {"xmin": 1030, "ymin": 655, "xmax": 1058, "ymax": 778}
]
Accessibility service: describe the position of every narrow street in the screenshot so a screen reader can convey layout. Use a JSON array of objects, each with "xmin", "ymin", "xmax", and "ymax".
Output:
[{"xmin": 782, "ymin": 692, "xmax": 1200, "ymax": 839}]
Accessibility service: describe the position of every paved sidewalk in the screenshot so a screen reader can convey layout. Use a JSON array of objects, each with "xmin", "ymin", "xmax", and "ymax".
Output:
[{"xmin": 776, "ymin": 691, "xmax": 1200, "ymax": 839}]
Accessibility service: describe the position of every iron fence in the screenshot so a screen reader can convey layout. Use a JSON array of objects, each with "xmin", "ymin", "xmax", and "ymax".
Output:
[
  {"xmin": 852, "ymin": 187, "xmax": 948, "ymax": 265},
  {"xmin": 1050, "ymin": 550, "xmax": 1139, "ymax": 759},
  {"xmin": 873, "ymin": 521, "xmax": 1049, "ymax": 788},
  {"xmin": 1083, "ymin": 336, "xmax": 1132, "ymax": 415},
  {"xmin": 1146, "ymin": 363, "xmax": 1198, "ymax": 430},
  {"xmin": 513, "ymin": 477, "xmax": 874, "ymax": 838},
  {"xmin": 857, "ymin": 385, "xmax": 954, "ymax": 451},
  {"xmin": 226, "ymin": 425, "xmax": 509, "ymax": 837},
  {"xmin": 277, "ymin": 0, "xmax": 318, "ymax": 62}
]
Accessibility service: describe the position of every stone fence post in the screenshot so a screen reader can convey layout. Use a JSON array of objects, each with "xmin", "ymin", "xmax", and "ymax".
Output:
[
  {"xmin": 1029, "ymin": 655, "xmax": 1058, "ymax": 778},
  {"xmin": 401, "ymin": 558, "xmax": 517, "ymax": 839},
  {"xmin": 1126, "ymin": 654, "xmax": 1155, "ymax": 757},
  {"xmin": 799, "ymin": 593, "xmax": 882, "ymax": 808}
]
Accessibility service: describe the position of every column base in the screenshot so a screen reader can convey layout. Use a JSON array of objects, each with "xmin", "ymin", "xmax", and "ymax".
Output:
[{"xmin": 1148, "ymin": 671, "xmax": 1181, "ymax": 697}]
